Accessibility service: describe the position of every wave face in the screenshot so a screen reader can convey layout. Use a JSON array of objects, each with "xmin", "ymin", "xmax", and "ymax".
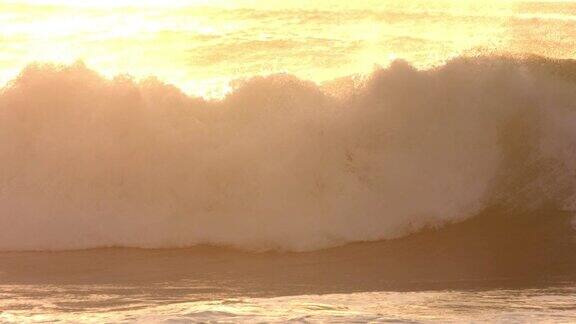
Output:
[{"xmin": 0, "ymin": 56, "xmax": 575, "ymax": 252}]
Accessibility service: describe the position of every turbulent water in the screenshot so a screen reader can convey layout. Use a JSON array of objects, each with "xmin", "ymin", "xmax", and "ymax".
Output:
[
  {"xmin": 1, "ymin": 56, "xmax": 576, "ymax": 321},
  {"xmin": 2, "ymin": 286, "xmax": 576, "ymax": 322},
  {"xmin": 2, "ymin": 2, "xmax": 576, "ymax": 323},
  {"xmin": 1, "ymin": 55, "xmax": 576, "ymax": 251}
]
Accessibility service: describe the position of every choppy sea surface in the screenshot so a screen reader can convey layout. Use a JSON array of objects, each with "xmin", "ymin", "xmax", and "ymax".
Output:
[{"xmin": 2, "ymin": 284, "xmax": 576, "ymax": 323}]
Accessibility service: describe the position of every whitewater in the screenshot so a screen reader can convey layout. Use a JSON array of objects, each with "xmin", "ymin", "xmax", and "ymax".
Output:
[
  {"xmin": 1, "ymin": 55, "xmax": 576, "ymax": 252},
  {"xmin": 1, "ymin": 55, "xmax": 576, "ymax": 323}
]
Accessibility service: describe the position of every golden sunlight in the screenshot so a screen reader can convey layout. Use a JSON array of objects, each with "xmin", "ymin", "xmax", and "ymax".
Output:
[
  {"xmin": 1, "ymin": 0, "xmax": 576, "ymax": 322},
  {"xmin": 3, "ymin": 0, "xmax": 573, "ymax": 97}
]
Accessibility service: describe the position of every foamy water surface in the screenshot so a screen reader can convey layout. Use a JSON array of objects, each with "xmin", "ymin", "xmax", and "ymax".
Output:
[{"xmin": 2, "ymin": 284, "xmax": 576, "ymax": 323}]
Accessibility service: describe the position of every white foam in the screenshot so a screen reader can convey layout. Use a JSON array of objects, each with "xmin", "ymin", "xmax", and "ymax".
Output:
[{"xmin": 0, "ymin": 57, "xmax": 574, "ymax": 251}]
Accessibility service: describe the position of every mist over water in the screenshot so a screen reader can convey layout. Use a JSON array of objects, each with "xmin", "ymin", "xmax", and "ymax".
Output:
[
  {"xmin": 2, "ymin": 2, "xmax": 576, "ymax": 322},
  {"xmin": 2, "ymin": 1, "xmax": 576, "ymax": 97},
  {"xmin": 0, "ymin": 56, "xmax": 575, "ymax": 252}
]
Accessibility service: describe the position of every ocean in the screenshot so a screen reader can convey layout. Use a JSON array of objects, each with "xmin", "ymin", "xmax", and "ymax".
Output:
[{"xmin": 1, "ymin": 1, "xmax": 576, "ymax": 322}]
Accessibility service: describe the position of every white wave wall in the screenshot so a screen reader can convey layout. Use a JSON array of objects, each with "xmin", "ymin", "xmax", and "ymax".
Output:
[{"xmin": 0, "ymin": 57, "xmax": 574, "ymax": 251}]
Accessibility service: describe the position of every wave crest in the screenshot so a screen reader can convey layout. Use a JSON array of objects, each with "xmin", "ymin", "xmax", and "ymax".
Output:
[{"xmin": 1, "ymin": 56, "xmax": 575, "ymax": 251}]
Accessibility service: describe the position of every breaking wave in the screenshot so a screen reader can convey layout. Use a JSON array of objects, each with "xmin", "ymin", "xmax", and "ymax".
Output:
[{"xmin": 1, "ymin": 55, "xmax": 575, "ymax": 251}]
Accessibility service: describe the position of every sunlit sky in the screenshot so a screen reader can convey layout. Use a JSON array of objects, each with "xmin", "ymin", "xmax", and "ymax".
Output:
[{"xmin": 1, "ymin": 0, "xmax": 575, "ymax": 97}]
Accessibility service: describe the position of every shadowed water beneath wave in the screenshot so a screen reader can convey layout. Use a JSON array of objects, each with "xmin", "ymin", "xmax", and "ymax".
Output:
[{"xmin": 0, "ymin": 208, "xmax": 575, "ymax": 321}]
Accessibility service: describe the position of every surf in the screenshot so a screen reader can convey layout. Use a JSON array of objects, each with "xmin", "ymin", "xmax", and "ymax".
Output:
[{"xmin": 0, "ymin": 55, "xmax": 575, "ymax": 252}]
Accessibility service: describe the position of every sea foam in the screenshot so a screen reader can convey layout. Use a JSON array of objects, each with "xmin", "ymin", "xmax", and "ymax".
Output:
[{"xmin": 0, "ymin": 56, "xmax": 575, "ymax": 251}]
